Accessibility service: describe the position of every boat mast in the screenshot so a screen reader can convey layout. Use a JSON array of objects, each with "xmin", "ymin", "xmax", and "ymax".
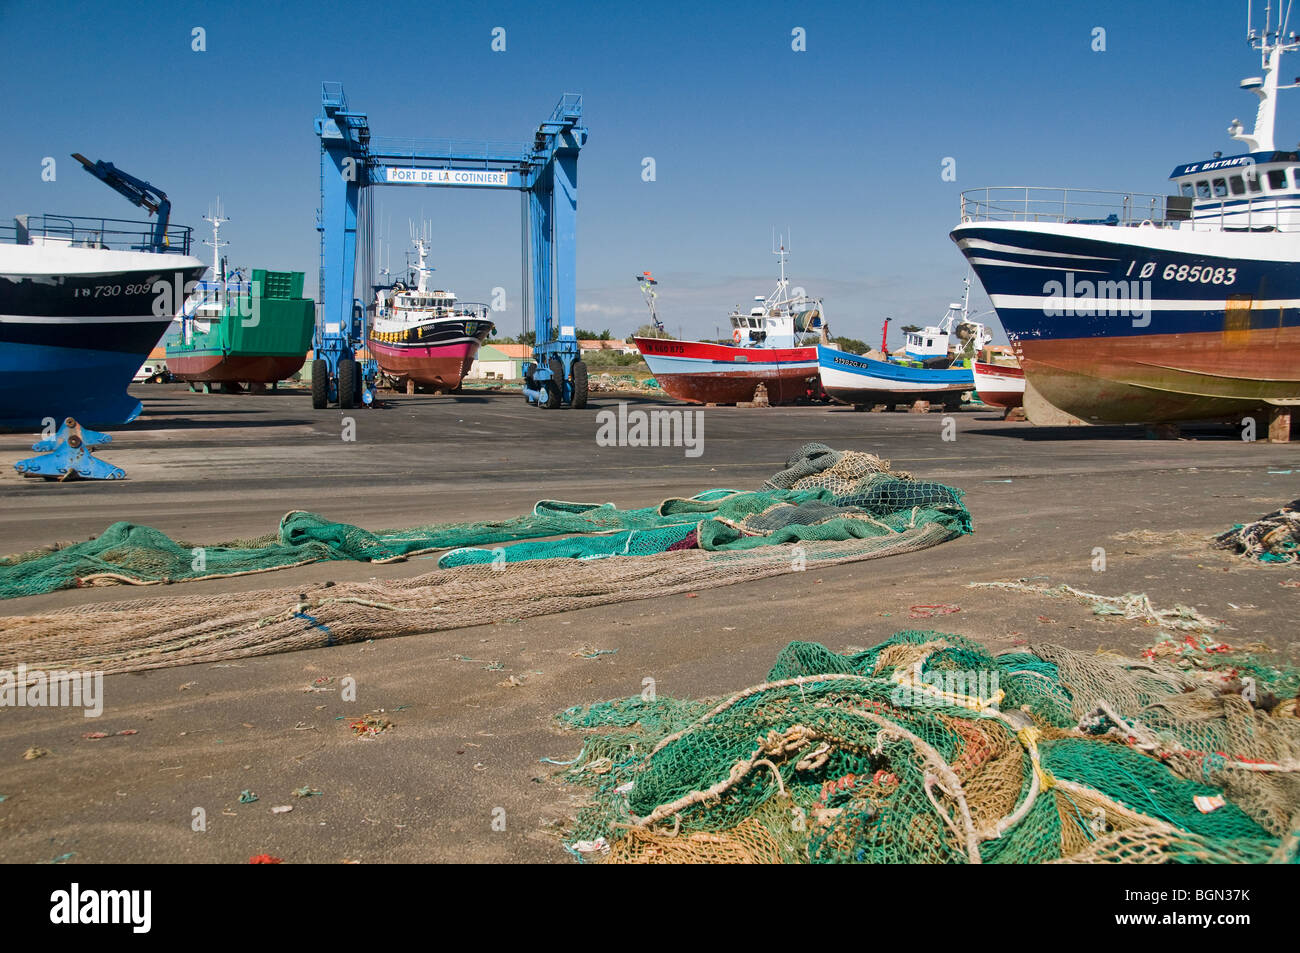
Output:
[
  {"xmin": 771, "ymin": 230, "xmax": 791, "ymax": 309},
  {"xmin": 410, "ymin": 222, "xmax": 434, "ymax": 295},
  {"xmin": 1230, "ymin": 0, "xmax": 1300, "ymax": 152},
  {"xmin": 203, "ymin": 199, "xmax": 228, "ymax": 294},
  {"xmin": 636, "ymin": 271, "xmax": 665, "ymax": 332}
]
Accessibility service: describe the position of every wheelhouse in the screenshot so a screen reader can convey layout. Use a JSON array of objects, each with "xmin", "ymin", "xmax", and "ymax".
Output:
[{"xmin": 1169, "ymin": 150, "xmax": 1300, "ymax": 230}]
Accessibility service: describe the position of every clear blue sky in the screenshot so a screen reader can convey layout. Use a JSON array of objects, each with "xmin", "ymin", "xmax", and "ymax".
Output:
[{"xmin": 1, "ymin": 0, "xmax": 1284, "ymax": 347}]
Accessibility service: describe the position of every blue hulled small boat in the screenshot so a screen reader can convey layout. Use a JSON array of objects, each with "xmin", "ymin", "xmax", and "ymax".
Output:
[{"xmin": 817, "ymin": 279, "xmax": 991, "ymax": 410}]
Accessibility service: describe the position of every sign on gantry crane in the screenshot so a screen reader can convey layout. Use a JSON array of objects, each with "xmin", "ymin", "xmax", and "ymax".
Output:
[{"xmin": 314, "ymin": 83, "xmax": 589, "ymax": 410}]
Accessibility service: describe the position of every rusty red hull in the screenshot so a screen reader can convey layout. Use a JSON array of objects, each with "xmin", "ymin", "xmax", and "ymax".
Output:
[
  {"xmin": 1020, "ymin": 326, "xmax": 1300, "ymax": 423},
  {"xmin": 633, "ymin": 336, "xmax": 818, "ymax": 404},
  {"xmin": 652, "ymin": 366, "xmax": 820, "ymax": 404},
  {"xmin": 167, "ymin": 353, "xmax": 306, "ymax": 383}
]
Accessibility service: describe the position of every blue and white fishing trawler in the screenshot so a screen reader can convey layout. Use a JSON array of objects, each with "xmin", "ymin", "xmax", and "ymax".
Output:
[
  {"xmin": 817, "ymin": 278, "xmax": 992, "ymax": 410},
  {"xmin": 0, "ymin": 155, "xmax": 205, "ymax": 429},
  {"xmin": 950, "ymin": 4, "xmax": 1300, "ymax": 424}
]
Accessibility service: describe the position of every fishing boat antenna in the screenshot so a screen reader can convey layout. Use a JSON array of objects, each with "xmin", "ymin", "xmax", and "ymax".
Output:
[
  {"xmin": 1231, "ymin": 0, "xmax": 1300, "ymax": 152},
  {"xmin": 772, "ymin": 229, "xmax": 791, "ymax": 300},
  {"xmin": 635, "ymin": 271, "xmax": 665, "ymax": 332},
  {"xmin": 203, "ymin": 199, "xmax": 229, "ymax": 287}
]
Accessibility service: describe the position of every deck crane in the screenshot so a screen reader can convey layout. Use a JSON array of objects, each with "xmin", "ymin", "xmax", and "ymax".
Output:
[
  {"xmin": 314, "ymin": 84, "xmax": 589, "ymax": 410},
  {"xmin": 71, "ymin": 153, "xmax": 173, "ymax": 253}
]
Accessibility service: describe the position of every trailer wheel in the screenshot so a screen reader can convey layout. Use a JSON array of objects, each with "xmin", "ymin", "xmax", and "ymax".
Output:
[
  {"xmin": 531, "ymin": 357, "xmax": 559, "ymax": 409},
  {"xmin": 338, "ymin": 358, "xmax": 358, "ymax": 409},
  {"xmin": 311, "ymin": 360, "xmax": 328, "ymax": 408},
  {"xmin": 522, "ymin": 362, "xmax": 537, "ymax": 404},
  {"xmin": 571, "ymin": 360, "xmax": 589, "ymax": 409}
]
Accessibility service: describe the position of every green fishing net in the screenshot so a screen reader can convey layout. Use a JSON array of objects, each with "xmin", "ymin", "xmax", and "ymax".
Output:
[
  {"xmin": 0, "ymin": 443, "xmax": 971, "ymax": 599},
  {"xmin": 554, "ymin": 631, "xmax": 1299, "ymax": 864}
]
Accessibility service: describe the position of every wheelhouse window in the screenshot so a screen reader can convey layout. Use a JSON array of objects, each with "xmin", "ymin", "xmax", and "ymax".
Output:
[
  {"xmin": 1180, "ymin": 183, "xmax": 1194, "ymax": 198},
  {"xmin": 1247, "ymin": 170, "xmax": 1263, "ymax": 192},
  {"xmin": 1195, "ymin": 181, "xmax": 1211, "ymax": 199},
  {"xmin": 1229, "ymin": 175, "xmax": 1246, "ymax": 195},
  {"xmin": 1212, "ymin": 178, "xmax": 1228, "ymax": 198},
  {"xmin": 1268, "ymin": 169, "xmax": 1288, "ymax": 190}
]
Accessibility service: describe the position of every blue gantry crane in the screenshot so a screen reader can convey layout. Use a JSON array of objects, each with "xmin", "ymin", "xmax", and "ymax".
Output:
[{"xmin": 314, "ymin": 84, "xmax": 589, "ymax": 409}]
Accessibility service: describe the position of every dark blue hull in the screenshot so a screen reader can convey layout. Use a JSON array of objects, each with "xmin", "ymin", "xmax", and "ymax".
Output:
[
  {"xmin": 950, "ymin": 223, "xmax": 1300, "ymax": 340},
  {"xmin": 950, "ymin": 223, "xmax": 1300, "ymax": 421},
  {"xmin": 0, "ymin": 264, "xmax": 205, "ymax": 430}
]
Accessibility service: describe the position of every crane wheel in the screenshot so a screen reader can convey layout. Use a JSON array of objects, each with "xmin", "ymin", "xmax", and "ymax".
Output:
[
  {"xmin": 338, "ymin": 359, "xmax": 358, "ymax": 409},
  {"xmin": 522, "ymin": 362, "xmax": 537, "ymax": 404},
  {"xmin": 311, "ymin": 360, "xmax": 328, "ymax": 409},
  {"xmin": 539, "ymin": 379, "xmax": 561, "ymax": 409},
  {"xmin": 534, "ymin": 357, "xmax": 560, "ymax": 409},
  {"xmin": 571, "ymin": 360, "xmax": 589, "ymax": 409}
]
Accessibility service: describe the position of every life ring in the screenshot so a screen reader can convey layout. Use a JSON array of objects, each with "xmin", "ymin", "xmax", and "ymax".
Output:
[{"xmin": 732, "ymin": 329, "xmax": 743, "ymax": 343}]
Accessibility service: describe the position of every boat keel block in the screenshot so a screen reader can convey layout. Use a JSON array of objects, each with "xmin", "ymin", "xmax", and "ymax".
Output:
[{"xmin": 14, "ymin": 417, "xmax": 126, "ymax": 481}]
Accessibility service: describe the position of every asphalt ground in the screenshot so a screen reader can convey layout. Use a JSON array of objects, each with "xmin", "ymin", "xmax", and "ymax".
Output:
[{"xmin": 0, "ymin": 384, "xmax": 1296, "ymax": 862}]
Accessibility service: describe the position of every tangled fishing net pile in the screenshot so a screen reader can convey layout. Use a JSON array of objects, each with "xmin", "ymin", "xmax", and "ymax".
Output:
[
  {"xmin": 0, "ymin": 445, "xmax": 972, "ymax": 674},
  {"xmin": 555, "ymin": 631, "xmax": 1299, "ymax": 864},
  {"xmin": 0, "ymin": 443, "xmax": 965, "ymax": 599},
  {"xmin": 1213, "ymin": 499, "xmax": 1300, "ymax": 564}
]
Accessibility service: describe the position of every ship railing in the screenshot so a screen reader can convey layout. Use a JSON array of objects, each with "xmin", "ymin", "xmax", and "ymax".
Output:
[
  {"xmin": 1195, "ymin": 194, "xmax": 1295, "ymax": 232},
  {"xmin": 179, "ymin": 280, "xmax": 257, "ymax": 318},
  {"xmin": 549, "ymin": 92, "xmax": 583, "ymax": 123},
  {"xmin": 6, "ymin": 214, "xmax": 194, "ymax": 254},
  {"xmin": 368, "ymin": 136, "xmax": 533, "ymax": 166},
  {"xmin": 958, "ymin": 188, "xmax": 1184, "ymax": 228}
]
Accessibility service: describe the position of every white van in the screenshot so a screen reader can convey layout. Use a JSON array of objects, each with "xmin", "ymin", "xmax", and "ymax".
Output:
[{"xmin": 133, "ymin": 362, "xmax": 169, "ymax": 383}]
